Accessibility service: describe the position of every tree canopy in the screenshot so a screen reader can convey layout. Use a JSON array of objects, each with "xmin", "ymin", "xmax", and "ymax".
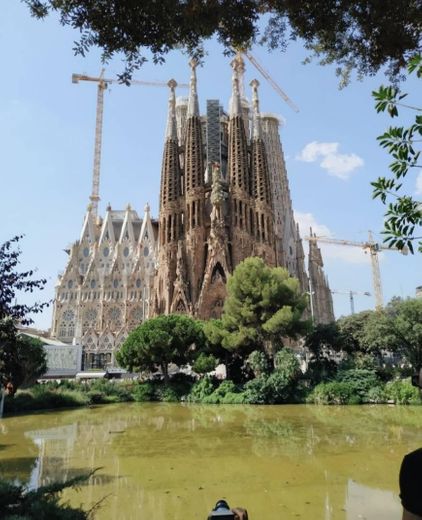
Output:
[
  {"xmin": 207, "ymin": 257, "xmax": 309, "ymax": 356},
  {"xmin": 371, "ymin": 56, "xmax": 422, "ymax": 253},
  {"xmin": 0, "ymin": 236, "xmax": 49, "ymax": 398},
  {"xmin": 0, "ymin": 322, "xmax": 47, "ymax": 393},
  {"xmin": 0, "ymin": 235, "xmax": 48, "ymax": 324},
  {"xmin": 116, "ymin": 314, "xmax": 205, "ymax": 381},
  {"xmin": 25, "ymin": 0, "xmax": 421, "ymax": 82},
  {"xmin": 306, "ymin": 298, "xmax": 422, "ymax": 369}
]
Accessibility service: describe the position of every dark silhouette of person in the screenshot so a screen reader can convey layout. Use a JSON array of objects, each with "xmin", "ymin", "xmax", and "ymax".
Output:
[{"xmin": 400, "ymin": 448, "xmax": 422, "ymax": 519}]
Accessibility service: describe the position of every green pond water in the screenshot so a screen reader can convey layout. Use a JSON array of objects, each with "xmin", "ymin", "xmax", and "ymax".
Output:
[{"xmin": 1, "ymin": 403, "xmax": 421, "ymax": 519}]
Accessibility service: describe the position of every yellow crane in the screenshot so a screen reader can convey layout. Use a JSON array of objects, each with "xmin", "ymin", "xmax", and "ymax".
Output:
[
  {"xmin": 72, "ymin": 71, "xmax": 189, "ymax": 217},
  {"xmin": 331, "ymin": 289, "xmax": 371, "ymax": 315},
  {"xmin": 305, "ymin": 231, "xmax": 408, "ymax": 310}
]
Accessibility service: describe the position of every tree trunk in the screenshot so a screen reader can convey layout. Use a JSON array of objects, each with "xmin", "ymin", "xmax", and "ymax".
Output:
[
  {"xmin": 0, "ymin": 389, "xmax": 5, "ymax": 418},
  {"xmin": 162, "ymin": 363, "xmax": 169, "ymax": 385}
]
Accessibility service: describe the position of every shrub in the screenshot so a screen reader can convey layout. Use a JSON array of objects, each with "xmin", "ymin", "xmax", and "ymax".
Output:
[
  {"xmin": 266, "ymin": 371, "xmax": 293, "ymax": 404},
  {"xmin": 247, "ymin": 351, "xmax": 270, "ymax": 377},
  {"xmin": 0, "ymin": 475, "xmax": 90, "ymax": 519},
  {"xmin": 366, "ymin": 385, "xmax": 387, "ymax": 403},
  {"xmin": 132, "ymin": 382, "xmax": 157, "ymax": 402},
  {"xmin": 274, "ymin": 349, "xmax": 301, "ymax": 382},
  {"xmin": 168, "ymin": 373, "xmax": 195, "ymax": 398},
  {"xmin": 201, "ymin": 380, "xmax": 240, "ymax": 404},
  {"xmin": 336, "ymin": 368, "xmax": 380, "ymax": 401},
  {"xmin": 4, "ymin": 388, "xmax": 88, "ymax": 414},
  {"xmin": 243, "ymin": 376, "xmax": 270, "ymax": 404},
  {"xmin": 156, "ymin": 385, "xmax": 179, "ymax": 402},
  {"xmin": 86, "ymin": 390, "xmax": 107, "ymax": 405},
  {"xmin": 187, "ymin": 377, "xmax": 218, "ymax": 402},
  {"xmin": 193, "ymin": 353, "xmax": 217, "ymax": 375},
  {"xmin": 385, "ymin": 379, "xmax": 422, "ymax": 404},
  {"xmin": 308, "ymin": 381, "xmax": 358, "ymax": 405}
]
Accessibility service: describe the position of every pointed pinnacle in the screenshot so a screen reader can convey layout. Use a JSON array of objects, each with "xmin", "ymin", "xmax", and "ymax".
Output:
[
  {"xmin": 166, "ymin": 79, "xmax": 178, "ymax": 140},
  {"xmin": 187, "ymin": 59, "xmax": 199, "ymax": 117}
]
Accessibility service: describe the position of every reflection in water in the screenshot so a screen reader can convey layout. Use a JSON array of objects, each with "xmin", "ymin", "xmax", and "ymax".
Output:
[{"xmin": 0, "ymin": 404, "xmax": 419, "ymax": 519}]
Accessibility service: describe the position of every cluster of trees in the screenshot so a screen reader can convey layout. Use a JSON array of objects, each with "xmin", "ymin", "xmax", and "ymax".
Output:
[
  {"xmin": 117, "ymin": 257, "xmax": 309, "ymax": 391},
  {"xmin": 117, "ymin": 257, "xmax": 422, "ymax": 405},
  {"xmin": 0, "ymin": 236, "xmax": 48, "ymax": 415},
  {"xmin": 307, "ymin": 297, "xmax": 422, "ymax": 369}
]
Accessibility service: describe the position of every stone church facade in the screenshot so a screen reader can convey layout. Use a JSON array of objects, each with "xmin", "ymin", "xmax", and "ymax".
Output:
[
  {"xmin": 51, "ymin": 55, "xmax": 333, "ymax": 368},
  {"xmin": 154, "ymin": 56, "xmax": 333, "ymax": 322}
]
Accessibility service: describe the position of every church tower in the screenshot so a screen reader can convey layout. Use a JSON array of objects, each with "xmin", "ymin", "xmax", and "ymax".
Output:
[
  {"xmin": 154, "ymin": 58, "xmax": 334, "ymax": 323},
  {"xmin": 155, "ymin": 79, "xmax": 184, "ymax": 314}
]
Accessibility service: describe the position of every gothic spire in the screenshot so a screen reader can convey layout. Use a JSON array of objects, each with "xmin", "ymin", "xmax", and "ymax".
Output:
[
  {"xmin": 228, "ymin": 58, "xmax": 249, "ymax": 195},
  {"xmin": 229, "ymin": 60, "xmax": 242, "ymax": 118},
  {"xmin": 187, "ymin": 58, "xmax": 199, "ymax": 118},
  {"xmin": 184, "ymin": 57, "xmax": 204, "ymax": 194},
  {"xmin": 165, "ymin": 79, "xmax": 178, "ymax": 141},
  {"xmin": 250, "ymin": 79, "xmax": 262, "ymax": 140},
  {"xmin": 160, "ymin": 81, "xmax": 182, "ymax": 210}
]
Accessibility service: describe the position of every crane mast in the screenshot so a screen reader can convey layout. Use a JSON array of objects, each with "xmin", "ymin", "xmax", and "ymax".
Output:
[
  {"xmin": 90, "ymin": 71, "xmax": 106, "ymax": 217},
  {"xmin": 72, "ymin": 72, "xmax": 188, "ymax": 219},
  {"xmin": 367, "ymin": 231, "xmax": 383, "ymax": 310},
  {"xmin": 331, "ymin": 289, "xmax": 371, "ymax": 314}
]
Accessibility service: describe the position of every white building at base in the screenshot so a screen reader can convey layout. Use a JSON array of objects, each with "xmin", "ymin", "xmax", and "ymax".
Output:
[{"xmin": 51, "ymin": 203, "xmax": 157, "ymax": 369}]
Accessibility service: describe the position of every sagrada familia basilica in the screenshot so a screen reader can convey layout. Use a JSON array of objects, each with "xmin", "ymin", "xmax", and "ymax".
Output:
[{"xmin": 50, "ymin": 56, "xmax": 334, "ymax": 369}]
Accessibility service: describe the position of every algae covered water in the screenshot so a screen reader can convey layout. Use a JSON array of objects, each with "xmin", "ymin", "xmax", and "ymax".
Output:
[{"xmin": 1, "ymin": 403, "xmax": 421, "ymax": 519}]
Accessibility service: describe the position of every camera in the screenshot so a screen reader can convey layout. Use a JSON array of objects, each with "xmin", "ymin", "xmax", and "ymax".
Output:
[
  {"xmin": 208, "ymin": 500, "xmax": 235, "ymax": 520},
  {"xmin": 411, "ymin": 367, "xmax": 422, "ymax": 389}
]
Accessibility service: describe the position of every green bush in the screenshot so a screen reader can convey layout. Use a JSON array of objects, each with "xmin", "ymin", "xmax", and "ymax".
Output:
[
  {"xmin": 220, "ymin": 391, "xmax": 247, "ymax": 404},
  {"xmin": 366, "ymin": 385, "xmax": 387, "ymax": 403},
  {"xmin": 202, "ymin": 380, "xmax": 241, "ymax": 404},
  {"xmin": 187, "ymin": 377, "xmax": 218, "ymax": 402},
  {"xmin": 4, "ymin": 388, "xmax": 88, "ymax": 414},
  {"xmin": 0, "ymin": 475, "xmax": 90, "ymax": 519},
  {"xmin": 243, "ymin": 376, "xmax": 270, "ymax": 404},
  {"xmin": 156, "ymin": 385, "xmax": 179, "ymax": 402},
  {"xmin": 266, "ymin": 371, "xmax": 293, "ymax": 403},
  {"xmin": 385, "ymin": 379, "xmax": 422, "ymax": 404},
  {"xmin": 274, "ymin": 348, "xmax": 301, "ymax": 381},
  {"xmin": 247, "ymin": 350, "xmax": 270, "ymax": 377},
  {"xmin": 132, "ymin": 382, "xmax": 157, "ymax": 402},
  {"xmin": 336, "ymin": 368, "xmax": 380, "ymax": 401},
  {"xmin": 308, "ymin": 381, "xmax": 358, "ymax": 405},
  {"xmin": 192, "ymin": 353, "xmax": 217, "ymax": 375}
]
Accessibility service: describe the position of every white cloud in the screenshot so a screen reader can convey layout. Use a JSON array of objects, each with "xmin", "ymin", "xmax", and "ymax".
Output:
[
  {"xmin": 296, "ymin": 141, "xmax": 364, "ymax": 180},
  {"xmin": 294, "ymin": 211, "xmax": 371, "ymax": 265},
  {"xmin": 415, "ymin": 172, "xmax": 422, "ymax": 196}
]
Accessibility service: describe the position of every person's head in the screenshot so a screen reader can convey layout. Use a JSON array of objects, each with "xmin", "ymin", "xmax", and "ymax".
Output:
[{"xmin": 400, "ymin": 448, "xmax": 422, "ymax": 520}]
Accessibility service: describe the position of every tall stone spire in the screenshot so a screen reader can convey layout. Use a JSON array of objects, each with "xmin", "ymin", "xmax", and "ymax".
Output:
[
  {"xmin": 229, "ymin": 63, "xmax": 242, "ymax": 118},
  {"xmin": 158, "ymin": 77, "xmax": 183, "ymax": 264},
  {"xmin": 187, "ymin": 58, "xmax": 199, "ymax": 118},
  {"xmin": 165, "ymin": 79, "xmax": 178, "ymax": 141},
  {"xmin": 183, "ymin": 57, "xmax": 206, "ymax": 305},
  {"xmin": 249, "ymin": 79, "xmax": 274, "ymax": 256},
  {"xmin": 250, "ymin": 79, "xmax": 270, "ymax": 205},
  {"xmin": 228, "ymin": 58, "xmax": 250, "ymax": 194},
  {"xmin": 250, "ymin": 79, "xmax": 262, "ymax": 140},
  {"xmin": 160, "ymin": 79, "xmax": 181, "ymax": 214}
]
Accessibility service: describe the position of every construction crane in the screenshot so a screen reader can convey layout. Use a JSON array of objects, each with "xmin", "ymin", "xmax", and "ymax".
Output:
[
  {"xmin": 72, "ymin": 71, "xmax": 189, "ymax": 217},
  {"xmin": 305, "ymin": 231, "xmax": 408, "ymax": 310},
  {"xmin": 331, "ymin": 289, "xmax": 371, "ymax": 315},
  {"xmin": 231, "ymin": 49, "xmax": 299, "ymax": 113}
]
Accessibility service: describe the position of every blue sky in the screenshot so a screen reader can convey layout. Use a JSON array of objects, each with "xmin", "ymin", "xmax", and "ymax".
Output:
[{"xmin": 2, "ymin": 1, "xmax": 421, "ymax": 330}]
